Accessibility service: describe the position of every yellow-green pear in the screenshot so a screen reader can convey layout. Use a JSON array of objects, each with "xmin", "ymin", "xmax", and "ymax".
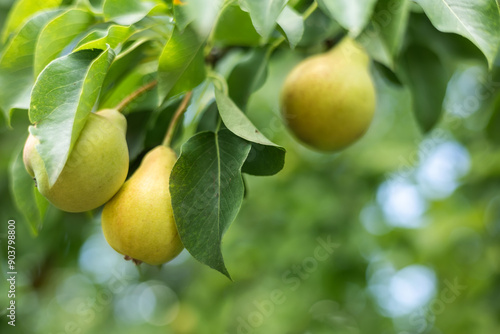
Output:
[
  {"xmin": 101, "ymin": 146, "xmax": 183, "ymax": 265},
  {"xmin": 23, "ymin": 109, "xmax": 129, "ymax": 212},
  {"xmin": 280, "ymin": 38, "xmax": 376, "ymax": 151}
]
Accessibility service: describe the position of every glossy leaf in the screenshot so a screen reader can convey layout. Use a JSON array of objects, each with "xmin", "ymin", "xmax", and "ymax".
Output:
[
  {"xmin": 103, "ymin": 0, "xmax": 165, "ymax": 25},
  {"xmin": 358, "ymin": 0, "xmax": 410, "ymax": 69},
  {"xmin": 170, "ymin": 129, "xmax": 252, "ymax": 278},
  {"xmin": 414, "ymin": 0, "xmax": 500, "ymax": 68},
  {"xmin": 1, "ymin": 0, "xmax": 62, "ymax": 42},
  {"xmin": 158, "ymin": 25, "xmax": 206, "ymax": 101},
  {"xmin": 9, "ymin": 148, "xmax": 49, "ymax": 236},
  {"xmin": 100, "ymin": 39, "xmax": 153, "ymax": 95},
  {"xmin": 131, "ymin": 15, "xmax": 175, "ymax": 41},
  {"xmin": 195, "ymin": 101, "xmax": 219, "ymax": 133},
  {"xmin": 215, "ymin": 88, "xmax": 285, "ymax": 176},
  {"xmin": 317, "ymin": 0, "xmax": 377, "ymax": 37},
  {"xmin": 29, "ymin": 48, "xmax": 114, "ymax": 186},
  {"xmin": 276, "ymin": 5, "xmax": 304, "ymax": 49},
  {"xmin": 0, "ymin": 10, "xmax": 62, "ymax": 123},
  {"xmin": 173, "ymin": 0, "xmax": 223, "ymax": 35},
  {"xmin": 239, "ymin": 0, "xmax": 288, "ymax": 42},
  {"xmin": 242, "ymin": 143, "xmax": 286, "ymax": 176},
  {"xmin": 175, "ymin": 81, "xmax": 216, "ymax": 147},
  {"xmin": 34, "ymin": 9, "xmax": 95, "ymax": 78},
  {"xmin": 226, "ymin": 47, "xmax": 269, "ymax": 111},
  {"xmin": 374, "ymin": 62, "xmax": 403, "ymax": 86},
  {"xmin": 213, "ymin": 3, "xmax": 261, "ymax": 46},
  {"xmin": 75, "ymin": 25, "xmax": 136, "ymax": 51},
  {"xmin": 143, "ymin": 96, "xmax": 183, "ymax": 149},
  {"xmin": 408, "ymin": 13, "xmax": 486, "ymax": 66},
  {"xmin": 100, "ymin": 61, "xmax": 158, "ymax": 112},
  {"xmin": 298, "ymin": 9, "xmax": 340, "ymax": 48},
  {"xmin": 401, "ymin": 45, "xmax": 450, "ymax": 133}
]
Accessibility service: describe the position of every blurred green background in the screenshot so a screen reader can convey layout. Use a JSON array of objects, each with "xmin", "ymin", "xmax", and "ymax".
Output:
[{"xmin": 1, "ymin": 1, "xmax": 500, "ymax": 334}]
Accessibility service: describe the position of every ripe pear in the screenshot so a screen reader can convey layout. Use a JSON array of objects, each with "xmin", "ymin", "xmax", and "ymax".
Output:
[
  {"xmin": 101, "ymin": 146, "xmax": 183, "ymax": 265},
  {"xmin": 280, "ymin": 38, "xmax": 376, "ymax": 151},
  {"xmin": 23, "ymin": 109, "xmax": 129, "ymax": 212}
]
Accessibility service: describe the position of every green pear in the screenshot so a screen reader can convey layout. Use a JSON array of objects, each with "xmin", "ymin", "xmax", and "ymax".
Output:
[
  {"xmin": 23, "ymin": 109, "xmax": 129, "ymax": 212},
  {"xmin": 280, "ymin": 38, "xmax": 376, "ymax": 151},
  {"xmin": 101, "ymin": 146, "xmax": 183, "ymax": 265}
]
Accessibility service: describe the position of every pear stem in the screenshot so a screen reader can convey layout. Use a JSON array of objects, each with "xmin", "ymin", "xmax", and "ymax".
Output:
[
  {"xmin": 162, "ymin": 91, "xmax": 193, "ymax": 147},
  {"xmin": 115, "ymin": 80, "xmax": 158, "ymax": 112},
  {"xmin": 302, "ymin": 1, "xmax": 318, "ymax": 21}
]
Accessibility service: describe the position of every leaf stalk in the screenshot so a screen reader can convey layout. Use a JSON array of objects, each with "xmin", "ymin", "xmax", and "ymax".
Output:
[
  {"xmin": 162, "ymin": 91, "xmax": 193, "ymax": 147},
  {"xmin": 115, "ymin": 80, "xmax": 158, "ymax": 112}
]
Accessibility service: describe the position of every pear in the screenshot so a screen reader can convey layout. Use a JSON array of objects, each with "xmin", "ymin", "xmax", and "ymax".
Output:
[
  {"xmin": 23, "ymin": 109, "xmax": 129, "ymax": 212},
  {"xmin": 101, "ymin": 146, "xmax": 183, "ymax": 265},
  {"xmin": 280, "ymin": 38, "xmax": 376, "ymax": 151}
]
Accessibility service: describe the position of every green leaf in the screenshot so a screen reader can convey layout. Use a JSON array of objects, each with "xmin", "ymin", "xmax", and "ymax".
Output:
[
  {"xmin": 158, "ymin": 25, "xmax": 206, "ymax": 101},
  {"xmin": 122, "ymin": 109, "xmax": 155, "ymax": 162},
  {"xmin": 34, "ymin": 9, "xmax": 95, "ymax": 78},
  {"xmin": 76, "ymin": 28, "xmax": 110, "ymax": 47},
  {"xmin": 173, "ymin": 0, "xmax": 223, "ymax": 36},
  {"xmin": 0, "ymin": 10, "xmax": 62, "ymax": 123},
  {"xmin": 317, "ymin": 0, "xmax": 378, "ymax": 37},
  {"xmin": 1, "ymin": 0, "xmax": 62, "ymax": 42},
  {"xmin": 215, "ymin": 88, "xmax": 285, "ymax": 176},
  {"xmin": 100, "ymin": 39, "xmax": 154, "ymax": 95},
  {"xmin": 242, "ymin": 143, "xmax": 285, "ymax": 176},
  {"xmin": 401, "ymin": 44, "xmax": 450, "ymax": 133},
  {"xmin": 358, "ymin": 0, "xmax": 410, "ymax": 69},
  {"xmin": 195, "ymin": 101, "xmax": 219, "ymax": 133},
  {"xmin": 238, "ymin": 0, "xmax": 288, "ymax": 42},
  {"xmin": 170, "ymin": 129, "xmax": 252, "ymax": 278},
  {"xmin": 215, "ymin": 88, "xmax": 278, "ymax": 147},
  {"xmin": 131, "ymin": 15, "xmax": 175, "ymax": 41},
  {"xmin": 9, "ymin": 147, "xmax": 49, "ymax": 236},
  {"xmin": 408, "ymin": 13, "xmax": 487, "ymax": 66},
  {"xmin": 298, "ymin": 9, "xmax": 340, "ymax": 48},
  {"xmin": 103, "ymin": 0, "xmax": 165, "ymax": 25},
  {"xmin": 144, "ymin": 96, "xmax": 182, "ymax": 149},
  {"xmin": 276, "ymin": 5, "xmax": 304, "ymax": 49},
  {"xmin": 376, "ymin": 0, "xmax": 411, "ymax": 57},
  {"xmin": 175, "ymin": 80, "xmax": 216, "ymax": 147},
  {"xmin": 358, "ymin": 34, "xmax": 392, "ymax": 70},
  {"xmin": 414, "ymin": 0, "xmax": 500, "ymax": 68},
  {"xmin": 75, "ymin": 24, "xmax": 136, "ymax": 51},
  {"xmin": 374, "ymin": 62, "xmax": 403, "ymax": 86},
  {"xmin": 100, "ymin": 61, "xmax": 158, "ymax": 112},
  {"xmin": 226, "ymin": 47, "xmax": 269, "ymax": 110},
  {"xmin": 29, "ymin": 48, "xmax": 114, "ymax": 186},
  {"xmin": 213, "ymin": 3, "xmax": 261, "ymax": 46}
]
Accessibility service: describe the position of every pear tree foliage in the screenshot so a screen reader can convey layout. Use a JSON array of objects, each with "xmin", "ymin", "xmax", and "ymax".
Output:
[{"xmin": 3, "ymin": 0, "xmax": 500, "ymax": 277}]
